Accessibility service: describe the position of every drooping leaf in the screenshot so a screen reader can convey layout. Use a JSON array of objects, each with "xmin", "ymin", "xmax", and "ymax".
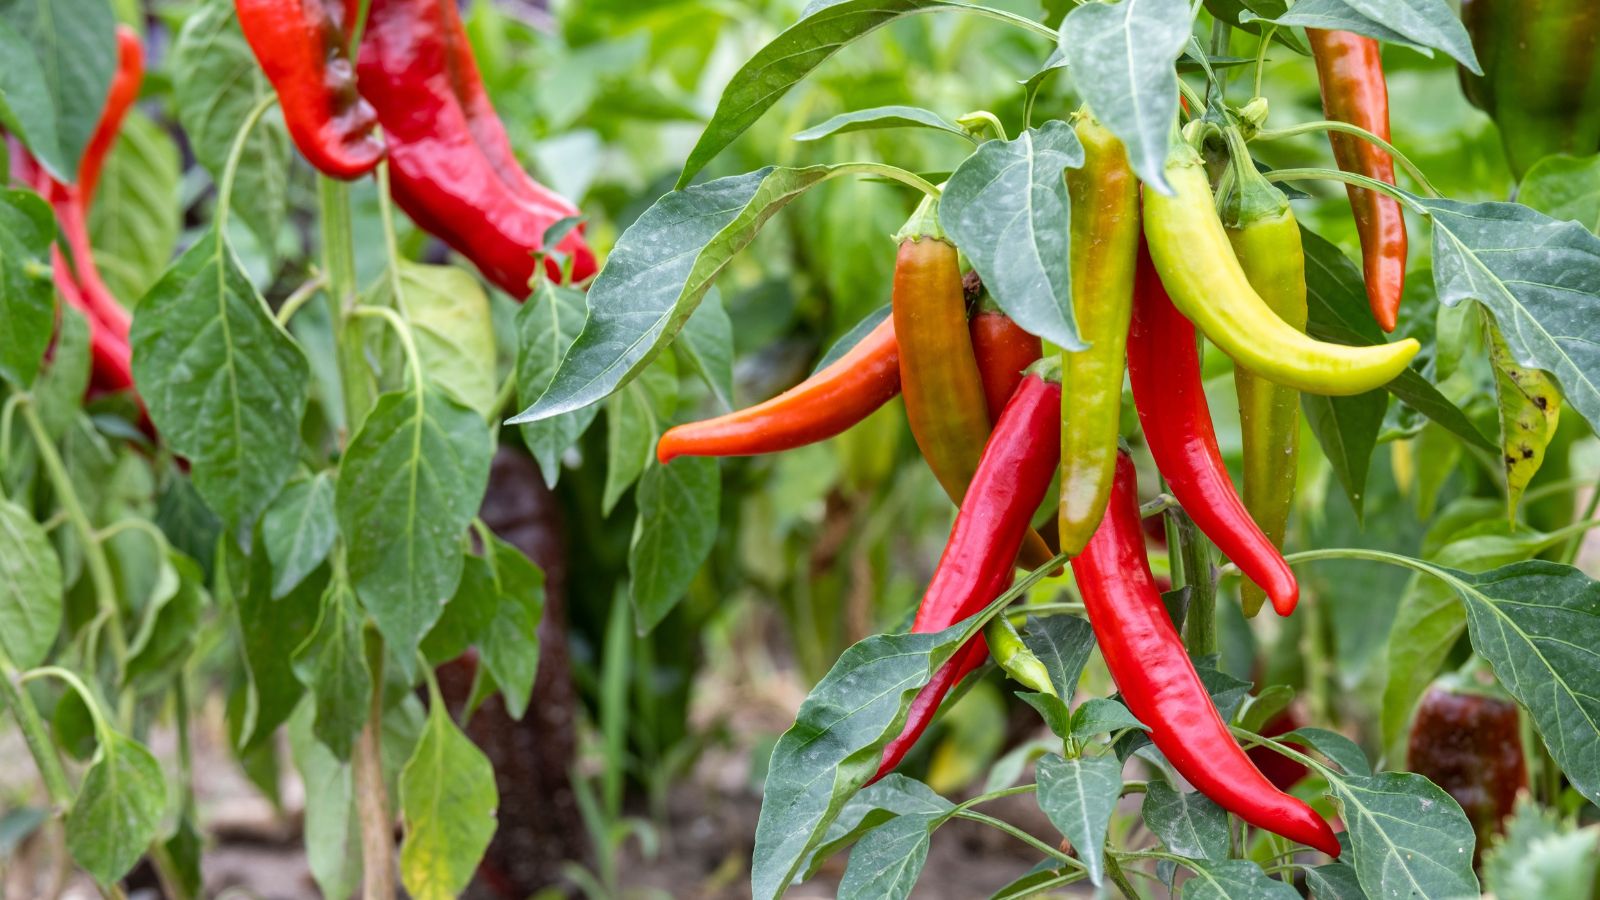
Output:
[
  {"xmin": 261, "ymin": 471, "xmax": 337, "ymax": 599},
  {"xmin": 0, "ymin": 0, "xmax": 116, "ymax": 180},
  {"xmin": 795, "ymin": 105, "xmax": 974, "ymax": 143},
  {"xmin": 601, "ymin": 353, "xmax": 677, "ymax": 514},
  {"xmin": 1301, "ymin": 388, "xmax": 1385, "ymax": 522},
  {"xmin": 1035, "ymin": 753, "xmax": 1122, "ymax": 885},
  {"xmin": 124, "ymin": 551, "xmax": 205, "ymax": 686},
  {"xmin": 399, "ymin": 688, "xmax": 499, "ymax": 900},
  {"xmin": 65, "ymin": 732, "xmax": 166, "ymax": 886},
  {"xmin": 0, "ymin": 497, "xmax": 61, "ymax": 668},
  {"xmin": 514, "ymin": 279, "xmax": 598, "ymax": 488},
  {"xmin": 630, "ymin": 456, "xmax": 719, "ymax": 633},
  {"xmin": 291, "ymin": 578, "xmax": 371, "ymax": 760},
  {"xmin": 940, "ymin": 122, "xmax": 1085, "ymax": 348},
  {"xmin": 477, "ymin": 535, "xmax": 544, "ymax": 720},
  {"xmin": 336, "ymin": 386, "xmax": 492, "ymax": 668},
  {"xmin": 1141, "ymin": 781, "xmax": 1229, "ymax": 862},
  {"xmin": 129, "ymin": 227, "xmax": 309, "ymax": 526},
  {"xmin": 1484, "ymin": 317, "xmax": 1561, "ymax": 518},
  {"xmin": 288, "ymin": 706, "xmax": 363, "ymax": 900},
  {"xmin": 0, "ymin": 187, "xmax": 56, "ymax": 388}
]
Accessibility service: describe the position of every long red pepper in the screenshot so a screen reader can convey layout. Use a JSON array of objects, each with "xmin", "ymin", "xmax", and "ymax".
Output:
[
  {"xmin": 1074, "ymin": 452, "xmax": 1340, "ymax": 856},
  {"xmin": 1307, "ymin": 29, "xmax": 1407, "ymax": 332},
  {"xmin": 80, "ymin": 26, "xmax": 145, "ymax": 205},
  {"xmin": 236, "ymin": 0, "xmax": 385, "ymax": 180},
  {"xmin": 656, "ymin": 317, "xmax": 899, "ymax": 463},
  {"xmin": 968, "ymin": 304, "xmax": 1042, "ymax": 421},
  {"xmin": 873, "ymin": 369, "xmax": 1062, "ymax": 781},
  {"xmin": 1127, "ymin": 243, "xmax": 1298, "ymax": 616},
  {"xmin": 356, "ymin": 0, "xmax": 596, "ymax": 296}
]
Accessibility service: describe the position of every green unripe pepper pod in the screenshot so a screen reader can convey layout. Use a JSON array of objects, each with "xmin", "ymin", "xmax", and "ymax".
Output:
[
  {"xmin": 1142, "ymin": 135, "xmax": 1420, "ymax": 396},
  {"xmin": 1058, "ymin": 113, "xmax": 1141, "ymax": 557},
  {"xmin": 1217, "ymin": 127, "xmax": 1307, "ymax": 618},
  {"xmin": 984, "ymin": 615, "xmax": 1057, "ymax": 696}
]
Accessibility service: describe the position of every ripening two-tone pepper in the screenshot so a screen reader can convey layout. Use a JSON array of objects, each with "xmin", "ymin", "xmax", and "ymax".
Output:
[
  {"xmin": 235, "ymin": 0, "xmax": 385, "ymax": 180},
  {"xmin": 1128, "ymin": 241, "xmax": 1299, "ymax": 617},
  {"xmin": 1073, "ymin": 452, "xmax": 1341, "ymax": 856},
  {"xmin": 357, "ymin": 0, "xmax": 596, "ymax": 296},
  {"xmin": 1407, "ymin": 677, "xmax": 1527, "ymax": 860},
  {"xmin": 1058, "ymin": 112, "xmax": 1140, "ymax": 557},
  {"xmin": 1142, "ymin": 136, "xmax": 1419, "ymax": 395},
  {"xmin": 1307, "ymin": 29, "xmax": 1408, "ymax": 331},
  {"xmin": 1217, "ymin": 127, "xmax": 1307, "ymax": 618},
  {"xmin": 874, "ymin": 365, "xmax": 1063, "ymax": 782}
]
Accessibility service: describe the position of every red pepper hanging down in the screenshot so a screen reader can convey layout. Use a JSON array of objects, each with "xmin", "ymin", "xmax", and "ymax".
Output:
[
  {"xmin": 356, "ymin": 0, "xmax": 596, "ymax": 297},
  {"xmin": 968, "ymin": 301, "xmax": 1042, "ymax": 423},
  {"xmin": 1074, "ymin": 452, "xmax": 1341, "ymax": 857},
  {"xmin": 236, "ymin": 0, "xmax": 384, "ymax": 180},
  {"xmin": 1308, "ymin": 29, "xmax": 1407, "ymax": 332},
  {"xmin": 873, "ymin": 367, "xmax": 1062, "ymax": 781},
  {"xmin": 1127, "ymin": 243, "xmax": 1298, "ymax": 616},
  {"xmin": 656, "ymin": 317, "xmax": 900, "ymax": 463}
]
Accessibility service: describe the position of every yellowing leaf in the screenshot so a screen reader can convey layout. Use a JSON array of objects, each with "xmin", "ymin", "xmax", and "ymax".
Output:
[{"xmin": 1486, "ymin": 315, "xmax": 1561, "ymax": 519}]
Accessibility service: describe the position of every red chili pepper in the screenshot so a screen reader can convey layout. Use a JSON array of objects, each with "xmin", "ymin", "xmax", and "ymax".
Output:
[
  {"xmin": 1074, "ymin": 452, "xmax": 1340, "ymax": 856},
  {"xmin": 1127, "ymin": 243, "xmax": 1298, "ymax": 616},
  {"xmin": 873, "ymin": 368, "xmax": 1062, "ymax": 781},
  {"xmin": 356, "ymin": 0, "xmax": 596, "ymax": 296},
  {"xmin": 968, "ymin": 303, "xmax": 1042, "ymax": 422},
  {"xmin": 655, "ymin": 317, "xmax": 899, "ymax": 463},
  {"xmin": 236, "ymin": 0, "xmax": 384, "ymax": 180},
  {"xmin": 1307, "ymin": 29, "xmax": 1407, "ymax": 332},
  {"xmin": 1406, "ymin": 678, "xmax": 1526, "ymax": 860},
  {"xmin": 79, "ymin": 26, "xmax": 144, "ymax": 204}
]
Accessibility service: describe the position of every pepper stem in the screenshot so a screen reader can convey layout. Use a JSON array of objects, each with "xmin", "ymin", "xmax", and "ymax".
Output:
[{"xmin": 893, "ymin": 191, "xmax": 947, "ymax": 243}]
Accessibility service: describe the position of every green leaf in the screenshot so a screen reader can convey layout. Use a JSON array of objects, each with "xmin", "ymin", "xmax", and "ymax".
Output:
[
  {"xmin": 233, "ymin": 555, "xmax": 323, "ymax": 751},
  {"xmin": 751, "ymin": 625, "xmax": 974, "ymax": 900},
  {"xmin": 1179, "ymin": 859, "xmax": 1301, "ymax": 899},
  {"xmin": 291, "ymin": 578, "xmax": 371, "ymax": 761},
  {"xmin": 1058, "ymin": 0, "xmax": 1192, "ymax": 193},
  {"xmin": 1141, "ymin": 781, "xmax": 1229, "ymax": 862},
  {"xmin": 1328, "ymin": 771, "xmax": 1479, "ymax": 898},
  {"xmin": 129, "ymin": 227, "xmax": 309, "ymax": 526},
  {"xmin": 1419, "ymin": 196, "xmax": 1600, "ymax": 438},
  {"xmin": 602, "ymin": 353, "xmax": 677, "ymax": 514},
  {"xmin": 838, "ymin": 812, "xmax": 938, "ymax": 900},
  {"xmin": 1485, "ymin": 318, "xmax": 1561, "ymax": 518},
  {"xmin": 813, "ymin": 304, "xmax": 890, "ymax": 374},
  {"xmin": 477, "ymin": 535, "xmax": 544, "ymax": 720},
  {"xmin": 381, "ymin": 261, "xmax": 498, "ymax": 418},
  {"xmin": 1071, "ymin": 698, "xmax": 1146, "ymax": 740},
  {"xmin": 0, "ymin": 498, "xmax": 61, "ymax": 668},
  {"xmin": 1280, "ymin": 726, "xmax": 1371, "ymax": 777},
  {"xmin": 1302, "ymin": 389, "xmax": 1385, "ymax": 522},
  {"xmin": 515, "ymin": 279, "xmax": 598, "ymax": 488},
  {"xmin": 65, "ymin": 732, "xmax": 166, "ymax": 886},
  {"xmin": 803, "ymin": 775, "xmax": 953, "ymax": 879},
  {"xmin": 940, "ymin": 122, "xmax": 1085, "ymax": 348},
  {"xmin": 261, "ymin": 471, "xmax": 337, "ymax": 599},
  {"xmin": 170, "ymin": 0, "xmax": 289, "ymax": 255},
  {"xmin": 673, "ymin": 289, "xmax": 735, "ymax": 410},
  {"xmin": 288, "ymin": 704, "xmax": 363, "ymax": 899},
  {"xmin": 1035, "ymin": 753, "xmax": 1122, "ymax": 885},
  {"xmin": 1018, "ymin": 691, "xmax": 1073, "ymax": 739},
  {"xmin": 1482, "ymin": 797, "xmax": 1600, "ymax": 900},
  {"xmin": 1305, "ymin": 862, "xmax": 1365, "ymax": 900},
  {"xmin": 795, "ymin": 105, "xmax": 974, "ymax": 143},
  {"xmin": 511, "ymin": 164, "xmax": 903, "ymax": 424},
  {"xmin": 1264, "ymin": 0, "xmax": 1481, "ymax": 73},
  {"xmin": 0, "ymin": 187, "xmax": 56, "ymax": 387},
  {"xmin": 88, "ymin": 111, "xmax": 182, "ymax": 303},
  {"xmin": 629, "ymin": 455, "xmax": 719, "ymax": 632},
  {"xmin": 0, "ymin": 0, "xmax": 116, "ymax": 180},
  {"xmin": 1020, "ymin": 614, "xmax": 1095, "ymax": 701},
  {"xmin": 1519, "ymin": 153, "xmax": 1600, "ymax": 234},
  {"xmin": 676, "ymin": 0, "xmax": 977, "ymax": 187},
  {"xmin": 399, "ymin": 689, "xmax": 499, "ymax": 900},
  {"xmin": 0, "ymin": 18, "xmax": 62, "ymax": 179},
  {"xmin": 336, "ymin": 386, "xmax": 492, "ymax": 667},
  {"xmin": 124, "ymin": 551, "xmax": 204, "ymax": 686}
]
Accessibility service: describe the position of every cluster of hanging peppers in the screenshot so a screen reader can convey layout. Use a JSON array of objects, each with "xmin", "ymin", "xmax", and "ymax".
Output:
[
  {"xmin": 657, "ymin": 61, "xmax": 1427, "ymax": 849},
  {"xmin": 236, "ymin": 0, "xmax": 596, "ymax": 296}
]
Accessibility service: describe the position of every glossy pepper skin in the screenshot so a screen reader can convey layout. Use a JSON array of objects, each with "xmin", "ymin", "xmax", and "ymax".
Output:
[
  {"xmin": 1059, "ymin": 114, "xmax": 1140, "ymax": 557},
  {"xmin": 874, "ymin": 371, "xmax": 1063, "ymax": 782},
  {"xmin": 894, "ymin": 199, "xmax": 1054, "ymax": 570},
  {"xmin": 1407, "ymin": 679, "xmax": 1527, "ymax": 860},
  {"xmin": 656, "ymin": 317, "xmax": 899, "ymax": 463},
  {"xmin": 1074, "ymin": 452, "xmax": 1340, "ymax": 857},
  {"xmin": 1460, "ymin": 0, "xmax": 1600, "ymax": 180},
  {"xmin": 1307, "ymin": 29, "xmax": 1408, "ymax": 332},
  {"xmin": 969, "ymin": 303, "xmax": 1042, "ymax": 421},
  {"xmin": 1143, "ymin": 139, "xmax": 1419, "ymax": 395},
  {"xmin": 357, "ymin": 0, "xmax": 596, "ymax": 296},
  {"xmin": 1219, "ymin": 130, "xmax": 1307, "ymax": 618},
  {"xmin": 1129, "ymin": 242, "xmax": 1299, "ymax": 617},
  {"xmin": 236, "ymin": 0, "xmax": 384, "ymax": 180}
]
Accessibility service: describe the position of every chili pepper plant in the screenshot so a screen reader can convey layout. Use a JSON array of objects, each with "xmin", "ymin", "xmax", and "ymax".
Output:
[{"xmin": 1, "ymin": 0, "xmax": 1599, "ymax": 896}]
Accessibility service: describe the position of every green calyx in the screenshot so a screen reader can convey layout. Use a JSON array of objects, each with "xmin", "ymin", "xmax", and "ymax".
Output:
[
  {"xmin": 1024, "ymin": 354, "xmax": 1062, "ymax": 384},
  {"xmin": 893, "ymin": 191, "xmax": 947, "ymax": 244},
  {"xmin": 1215, "ymin": 126, "xmax": 1290, "ymax": 230}
]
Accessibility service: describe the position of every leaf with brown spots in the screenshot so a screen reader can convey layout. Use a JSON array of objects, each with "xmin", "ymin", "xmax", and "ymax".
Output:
[{"xmin": 1485, "ymin": 313, "xmax": 1561, "ymax": 520}]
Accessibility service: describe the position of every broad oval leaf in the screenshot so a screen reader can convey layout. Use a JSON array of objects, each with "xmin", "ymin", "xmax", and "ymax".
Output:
[
  {"xmin": 0, "ymin": 497, "xmax": 61, "ymax": 668},
  {"xmin": 630, "ymin": 456, "xmax": 719, "ymax": 633},
  {"xmin": 0, "ymin": 187, "xmax": 56, "ymax": 388},
  {"xmin": 837, "ymin": 811, "xmax": 939, "ymax": 900},
  {"xmin": 795, "ymin": 105, "xmax": 974, "ymax": 143},
  {"xmin": 0, "ymin": 0, "xmax": 116, "ymax": 180},
  {"xmin": 129, "ymin": 228, "xmax": 310, "ymax": 526},
  {"xmin": 1071, "ymin": 698, "xmax": 1147, "ymax": 740},
  {"xmin": 1328, "ymin": 770, "xmax": 1479, "ymax": 898},
  {"xmin": 515, "ymin": 280, "xmax": 599, "ymax": 488},
  {"xmin": 336, "ymin": 386, "xmax": 493, "ymax": 666},
  {"xmin": 1059, "ymin": 0, "xmax": 1192, "ymax": 194},
  {"xmin": 400, "ymin": 690, "xmax": 500, "ymax": 900},
  {"xmin": 1035, "ymin": 753, "xmax": 1123, "ymax": 885},
  {"xmin": 65, "ymin": 732, "xmax": 167, "ymax": 886},
  {"xmin": 940, "ymin": 122, "xmax": 1085, "ymax": 349},
  {"xmin": 1141, "ymin": 781, "xmax": 1229, "ymax": 862}
]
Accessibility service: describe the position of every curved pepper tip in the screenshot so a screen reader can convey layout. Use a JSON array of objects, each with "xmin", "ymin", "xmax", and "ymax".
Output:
[{"xmin": 654, "ymin": 433, "xmax": 681, "ymax": 465}]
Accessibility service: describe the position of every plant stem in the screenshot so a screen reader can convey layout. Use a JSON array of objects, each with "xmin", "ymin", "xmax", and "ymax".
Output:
[
  {"xmin": 317, "ymin": 177, "xmax": 373, "ymax": 433},
  {"xmin": 952, "ymin": 810, "xmax": 1080, "ymax": 867},
  {"xmin": 0, "ymin": 651, "xmax": 73, "ymax": 810},
  {"xmin": 1171, "ymin": 509, "xmax": 1217, "ymax": 657},
  {"xmin": 1105, "ymin": 852, "xmax": 1140, "ymax": 899},
  {"xmin": 355, "ymin": 637, "xmax": 395, "ymax": 900}
]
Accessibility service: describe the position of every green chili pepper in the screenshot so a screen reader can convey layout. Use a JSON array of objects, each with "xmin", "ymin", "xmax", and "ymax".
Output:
[{"xmin": 984, "ymin": 615, "xmax": 1057, "ymax": 697}]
